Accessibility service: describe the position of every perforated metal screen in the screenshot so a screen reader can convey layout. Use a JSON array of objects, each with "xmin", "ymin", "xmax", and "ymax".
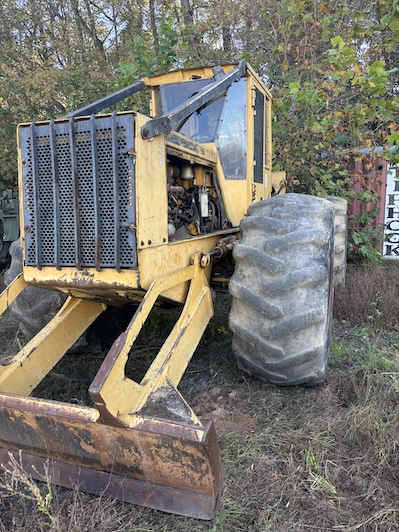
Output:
[{"xmin": 19, "ymin": 113, "xmax": 137, "ymax": 270}]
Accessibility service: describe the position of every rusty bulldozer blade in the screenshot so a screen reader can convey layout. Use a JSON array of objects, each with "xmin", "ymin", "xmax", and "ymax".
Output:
[
  {"xmin": 0, "ymin": 397, "xmax": 222, "ymax": 519},
  {"xmin": 0, "ymin": 259, "xmax": 223, "ymax": 519}
]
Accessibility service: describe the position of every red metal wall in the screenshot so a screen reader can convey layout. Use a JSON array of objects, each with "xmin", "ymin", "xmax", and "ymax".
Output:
[{"xmin": 347, "ymin": 156, "xmax": 388, "ymax": 228}]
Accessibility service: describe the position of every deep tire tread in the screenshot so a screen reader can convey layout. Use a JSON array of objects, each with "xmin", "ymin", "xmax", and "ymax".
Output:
[
  {"xmin": 265, "ymin": 229, "xmax": 330, "ymax": 252},
  {"xmin": 240, "ymin": 216, "xmax": 290, "ymax": 234},
  {"xmin": 233, "ymin": 245, "xmax": 285, "ymax": 273},
  {"xmin": 229, "ymin": 279, "xmax": 284, "ymax": 319},
  {"xmin": 262, "ymin": 265, "xmax": 328, "ymax": 296},
  {"xmin": 262, "ymin": 308, "xmax": 324, "ymax": 339},
  {"xmin": 229, "ymin": 318, "xmax": 284, "ymax": 358}
]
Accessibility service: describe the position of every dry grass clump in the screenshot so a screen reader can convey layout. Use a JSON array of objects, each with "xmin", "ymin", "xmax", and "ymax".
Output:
[{"xmin": 334, "ymin": 262, "xmax": 399, "ymax": 329}]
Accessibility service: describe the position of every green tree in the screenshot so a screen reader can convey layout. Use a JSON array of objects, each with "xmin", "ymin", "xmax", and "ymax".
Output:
[
  {"xmin": 254, "ymin": 0, "xmax": 399, "ymax": 260},
  {"xmin": 0, "ymin": 0, "xmax": 126, "ymax": 186}
]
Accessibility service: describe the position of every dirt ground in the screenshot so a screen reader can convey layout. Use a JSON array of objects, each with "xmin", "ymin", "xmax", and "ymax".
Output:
[{"xmin": 0, "ymin": 288, "xmax": 399, "ymax": 531}]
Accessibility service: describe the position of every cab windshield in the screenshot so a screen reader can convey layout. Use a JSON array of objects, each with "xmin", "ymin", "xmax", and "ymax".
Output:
[{"xmin": 160, "ymin": 78, "xmax": 247, "ymax": 179}]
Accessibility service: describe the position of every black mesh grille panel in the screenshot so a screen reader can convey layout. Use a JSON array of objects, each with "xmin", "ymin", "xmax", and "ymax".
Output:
[
  {"xmin": 254, "ymin": 88, "xmax": 264, "ymax": 184},
  {"xmin": 20, "ymin": 113, "xmax": 136, "ymax": 270}
]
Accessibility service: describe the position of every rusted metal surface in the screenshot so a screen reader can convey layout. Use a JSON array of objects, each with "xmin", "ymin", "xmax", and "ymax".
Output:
[
  {"xmin": 0, "ymin": 393, "xmax": 223, "ymax": 519},
  {"xmin": 348, "ymin": 156, "xmax": 388, "ymax": 229},
  {"xmin": 20, "ymin": 114, "xmax": 137, "ymax": 272},
  {"xmin": 165, "ymin": 131, "xmax": 218, "ymax": 164},
  {"xmin": 0, "ymin": 448, "xmax": 219, "ymax": 519}
]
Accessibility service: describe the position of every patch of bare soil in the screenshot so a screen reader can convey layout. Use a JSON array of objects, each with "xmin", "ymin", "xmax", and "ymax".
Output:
[{"xmin": 1, "ymin": 292, "xmax": 399, "ymax": 531}]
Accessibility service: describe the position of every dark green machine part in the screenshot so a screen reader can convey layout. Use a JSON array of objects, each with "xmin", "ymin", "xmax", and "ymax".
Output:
[{"xmin": 0, "ymin": 190, "xmax": 19, "ymax": 273}]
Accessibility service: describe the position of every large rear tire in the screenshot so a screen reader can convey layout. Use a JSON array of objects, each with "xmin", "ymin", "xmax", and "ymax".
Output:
[
  {"xmin": 228, "ymin": 193, "xmax": 334, "ymax": 386},
  {"xmin": 325, "ymin": 196, "xmax": 348, "ymax": 287}
]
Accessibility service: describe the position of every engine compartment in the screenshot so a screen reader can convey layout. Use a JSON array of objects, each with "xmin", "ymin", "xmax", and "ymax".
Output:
[{"xmin": 166, "ymin": 154, "xmax": 231, "ymax": 241}]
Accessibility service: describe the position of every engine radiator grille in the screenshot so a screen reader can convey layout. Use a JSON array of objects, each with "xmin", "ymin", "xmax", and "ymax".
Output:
[{"xmin": 19, "ymin": 113, "xmax": 137, "ymax": 271}]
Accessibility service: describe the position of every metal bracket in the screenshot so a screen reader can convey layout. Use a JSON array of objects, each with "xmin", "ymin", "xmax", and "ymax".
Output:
[
  {"xmin": 63, "ymin": 80, "xmax": 146, "ymax": 119},
  {"xmin": 0, "ymin": 296, "xmax": 106, "ymax": 394},
  {"xmin": 89, "ymin": 253, "xmax": 214, "ymax": 428}
]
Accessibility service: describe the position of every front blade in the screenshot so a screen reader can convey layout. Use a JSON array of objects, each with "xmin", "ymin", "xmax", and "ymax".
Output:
[{"xmin": 0, "ymin": 393, "xmax": 222, "ymax": 519}]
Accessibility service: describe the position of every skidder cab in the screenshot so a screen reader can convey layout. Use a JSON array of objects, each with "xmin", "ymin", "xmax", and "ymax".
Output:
[{"xmin": 0, "ymin": 61, "xmax": 341, "ymax": 519}]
